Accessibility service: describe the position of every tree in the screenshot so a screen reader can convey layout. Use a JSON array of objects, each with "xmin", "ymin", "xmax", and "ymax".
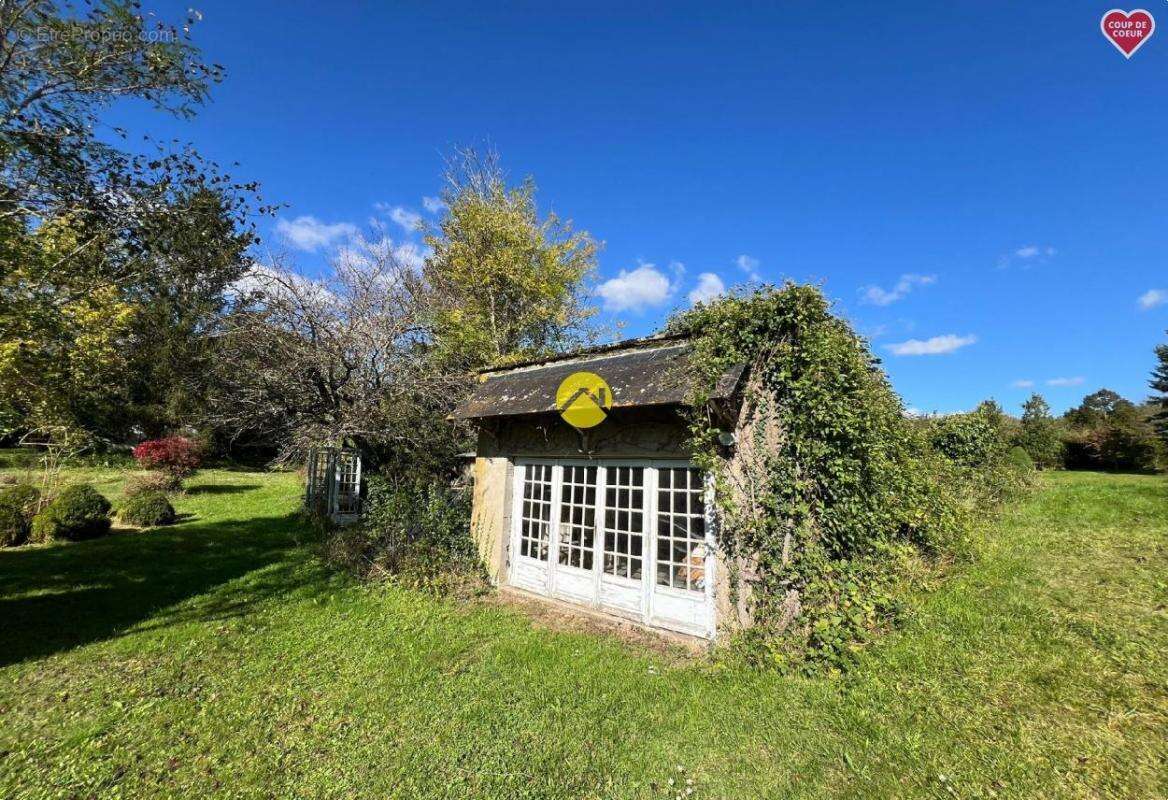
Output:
[
  {"xmin": 1061, "ymin": 387, "xmax": 1163, "ymax": 472},
  {"xmin": 122, "ymin": 187, "xmax": 254, "ymax": 436},
  {"xmin": 1019, "ymin": 393, "xmax": 1063, "ymax": 469},
  {"xmin": 423, "ymin": 150, "xmax": 599, "ymax": 371},
  {"xmin": 211, "ymin": 150, "xmax": 605, "ymax": 474},
  {"xmin": 0, "ymin": 2, "xmax": 265, "ymax": 444},
  {"xmin": 1, "ymin": 0, "xmax": 221, "ymax": 243},
  {"xmin": 1089, "ymin": 401, "xmax": 1161, "ymax": 472},
  {"xmin": 1064, "ymin": 388, "xmax": 1127, "ymax": 428},
  {"xmin": 0, "ymin": 217, "xmax": 137, "ymax": 443},
  {"xmin": 208, "ymin": 241, "xmax": 467, "ymax": 472},
  {"xmin": 1152, "ymin": 336, "xmax": 1168, "ymax": 445},
  {"xmin": 974, "ymin": 398, "xmax": 1021, "ymax": 447}
]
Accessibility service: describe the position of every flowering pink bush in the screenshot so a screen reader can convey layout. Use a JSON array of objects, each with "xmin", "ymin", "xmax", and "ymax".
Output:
[{"xmin": 132, "ymin": 437, "xmax": 203, "ymax": 483}]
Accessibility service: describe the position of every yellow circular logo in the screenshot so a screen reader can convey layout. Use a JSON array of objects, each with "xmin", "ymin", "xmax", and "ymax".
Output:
[{"xmin": 556, "ymin": 371, "xmax": 612, "ymax": 429}]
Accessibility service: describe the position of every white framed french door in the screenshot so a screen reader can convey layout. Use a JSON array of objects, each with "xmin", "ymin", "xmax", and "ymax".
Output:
[
  {"xmin": 551, "ymin": 464, "xmax": 598, "ymax": 605},
  {"xmin": 509, "ymin": 462, "xmax": 555, "ymax": 595},
  {"xmin": 509, "ymin": 459, "xmax": 715, "ymax": 638}
]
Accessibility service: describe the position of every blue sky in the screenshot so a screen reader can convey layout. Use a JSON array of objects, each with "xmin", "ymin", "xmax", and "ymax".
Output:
[{"xmin": 108, "ymin": 1, "xmax": 1168, "ymax": 415}]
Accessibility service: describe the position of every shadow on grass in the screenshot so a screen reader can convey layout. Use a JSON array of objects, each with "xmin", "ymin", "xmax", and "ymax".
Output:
[
  {"xmin": 0, "ymin": 511, "xmax": 334, "ymax": 667},
  {"xmin": 183, "ymin": 484, "xmax": 262, "ymax": 495}
]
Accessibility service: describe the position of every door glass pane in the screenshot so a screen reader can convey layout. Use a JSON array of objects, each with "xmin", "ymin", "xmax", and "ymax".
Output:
[
  {"xmin": 602, "ymin": 466, "xmax": 644, "ymax": 580},
  {"xmin": 654, "ymin": 467, "xmax": 707, "ymax": 592},
  {"xmin": 519, "ymin": 464, "xmax": 554, "ymax": 561},
  {"xmin": 558, "ymin": 465, "xmax": 596, "ymax": 570}
]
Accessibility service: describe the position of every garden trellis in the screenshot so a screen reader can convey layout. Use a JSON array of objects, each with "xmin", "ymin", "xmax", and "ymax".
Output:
[{"xmin": 305, "ymin": 447, "xmax": 363, "ymax": 523}]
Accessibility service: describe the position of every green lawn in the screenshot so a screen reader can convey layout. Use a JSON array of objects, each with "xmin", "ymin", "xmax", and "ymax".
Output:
[{"xmin": 1, "ymin": 468, "xmax": 1165, "ymax": 799}]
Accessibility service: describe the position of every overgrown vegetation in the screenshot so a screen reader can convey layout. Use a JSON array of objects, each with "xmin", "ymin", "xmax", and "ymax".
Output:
[
  {"xmin": 324, "ymin": 476, "xmax": 484, "ymax": 596},
  {"xmin": 669, "ymin": 285, "xmax": 1029, "ymax": 670},
  {"xmin": 1059, "ymin": 388, "xmax": 1164, "ymax": 472}
]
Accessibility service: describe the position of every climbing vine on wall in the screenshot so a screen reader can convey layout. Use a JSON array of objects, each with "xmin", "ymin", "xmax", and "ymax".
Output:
[{"xmin": 668, "ymin": 284, "xmax": 970, "ymax": 671}]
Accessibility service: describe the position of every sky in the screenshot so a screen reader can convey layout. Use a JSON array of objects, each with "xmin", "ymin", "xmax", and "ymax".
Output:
[{"xmin": 107, "ymin": 1, "xmax": 1168, "ymax": 415}]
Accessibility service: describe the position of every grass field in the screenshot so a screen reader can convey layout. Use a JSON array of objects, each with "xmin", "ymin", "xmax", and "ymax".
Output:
[{"xmin": 0, "ymin": 464, "xmax": 1165, "ymax": 799}]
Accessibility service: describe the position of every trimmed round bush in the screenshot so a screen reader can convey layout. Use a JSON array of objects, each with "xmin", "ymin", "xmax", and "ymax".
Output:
[
  {"xmin": 0, "ymin": 484, "xmax": 40, "ymax": 546},
  {"xmin": 32, "ymin": 484, "xmax": 112, "ymax": 542},
  {"xmin": 120, "ymin": 490, "xmax": 176, "ymax": 527}
]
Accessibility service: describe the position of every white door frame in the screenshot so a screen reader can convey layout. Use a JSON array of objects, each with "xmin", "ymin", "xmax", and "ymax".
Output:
[{"xmin": 508, "ymin": 457, "xmax": 716, "ymax": 638}]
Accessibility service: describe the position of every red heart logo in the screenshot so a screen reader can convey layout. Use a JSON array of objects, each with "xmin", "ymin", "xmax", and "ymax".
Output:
[{"xmin": 1100, "ymin": 9, "xmax": 1156, "ymax": 58}]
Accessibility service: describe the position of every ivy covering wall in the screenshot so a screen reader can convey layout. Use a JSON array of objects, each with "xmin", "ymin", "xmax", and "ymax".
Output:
[{"xmin": 668, "ymin": 284, "xmax": 1021, "ymax": 670}]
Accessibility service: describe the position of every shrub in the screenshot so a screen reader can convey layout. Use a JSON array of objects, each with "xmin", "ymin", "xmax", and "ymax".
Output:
[
  {"xmin": 31, "ymin": 484, "xmax": 112, "ymax": 542},
  {"xmin": 1007, "ymin": 446, "xmax": 1035, "ymax": 471},
  {"xmin": 929, "ymin": 412, "xmax": 1000, "ymax": 469},
  {"xmin": 132, "ymin": 437, "xmax": 202, "ymax": 484},
  {"xmin": 324, "ymin": 476, "xmax": 483, "ymax": 595},
  {"xmin": 120, "ymin": 490, "xmax": 176, "ymax": 527},
  {"xmin": 123, "ymin": 471, "xmax": 180, "ymax": 498},
  {"xmin": 925, "ymin": 407, "xmax": 1030, "ymax": 507},
  {"xmin": 0, "ymin": 484, "xmax": 40, "ymax": 546}
]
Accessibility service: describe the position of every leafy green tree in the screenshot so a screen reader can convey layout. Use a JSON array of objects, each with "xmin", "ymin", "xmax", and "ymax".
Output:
[
  {"xmin": 123, "ymin": 188, "xmax": 254, "ymax": 437},
  {"xmin": 423, "ymin": 150, "xmax": 598, "ymax": 370},
  {"xmin": 1019, "ymin": 393, "xmax": 1063, "ymax": 469},
  {"xmin": 1152, "ymin": 336, "xmax": 1168, "ymax": 445},
  {"xmin": 1090, "ymin": 401, "xmax": 1162, "ymax": 472},
  {"xmin": 974, "ymin": 398, "xmax": 1021, "ymax": 447},
  {"xmin": 1061, "ymin": 387, "xmax": 1163, "ymax": 472},
  {"xmin": 1064, "ymin": 388, "xmax": 1127, "ymax": 428},
  {"xmin": 0, "ymin": 218, "xmax": 136, "ymax": 442},
  {"xmin": 0, "ymin": 2, "xmax": 264, "ymax": 444},
  {"xmin": 1, "ymin": 0, "xmax": 220, "ymax": 241}
]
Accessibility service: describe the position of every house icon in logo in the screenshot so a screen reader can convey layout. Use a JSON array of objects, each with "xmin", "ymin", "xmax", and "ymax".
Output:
[{"xmin": 556, "ymin": 371, "xmax": 613, "ymax": 429}]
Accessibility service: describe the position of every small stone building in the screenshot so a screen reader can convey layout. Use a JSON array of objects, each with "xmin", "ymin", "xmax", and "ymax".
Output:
[{"xmin": 452, "ymin": 334, "xmax": 745, "ymax": 639}]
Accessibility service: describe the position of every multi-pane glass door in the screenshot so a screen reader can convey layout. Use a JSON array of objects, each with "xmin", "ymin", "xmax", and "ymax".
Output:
[{"xmin": 510, "ymin": 460, "xmax": 714, "ymax": 638}]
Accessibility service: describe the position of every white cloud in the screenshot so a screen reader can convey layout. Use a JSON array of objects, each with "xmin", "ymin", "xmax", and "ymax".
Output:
[
  {"xmin": 688, "ymin": 273, "xmax": 725, "ymax": 306},
  {"xmin": 336, "ymin": 236, "xmax": 428, "ymax": 272},
  {"xmin": 597, "ymin": 264, "xmax": 674, "ymax": 312},
  {"xmin": 392, "ymin": 241, "xmax": 427, "ymax": 270},
  {"xmin": 1012, "ymin": 379, "xmax": 1035, "ymax": 388},
  {"xmin": 861, "ymin": 273, "xmax": 937, "ymax": 306},
  {"xmin": 735, "ymin": 254, "xmax": 761, "ymax": 281},
  {"xmin": 275, "ymin": 215, "xmax": 357, "ymax": 252},
  {"xmin": 230, "ymin": 262, "xmax": 336, "ymax": 306},
  {"xmin": 1046, "ymin": 376, "xmax": 1084, "ymax": 387},
  {"xmin": 1138, "ymin": 289, "xmax": 1166, "ymax": 310},
  {"xmin": 372, "ymin": 203, "xmax": 423, "ymax": 234},
  {"xmin": 1000, "ymin": 244, "xmax": 1057, "ymax": 269},
  {"xmin": 422, "ymin": 196, "xmax": 446, "ymax": 214},
  {"xmin": 886, "ymin": 333, "xmax": 977, "ymax": 356}
]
